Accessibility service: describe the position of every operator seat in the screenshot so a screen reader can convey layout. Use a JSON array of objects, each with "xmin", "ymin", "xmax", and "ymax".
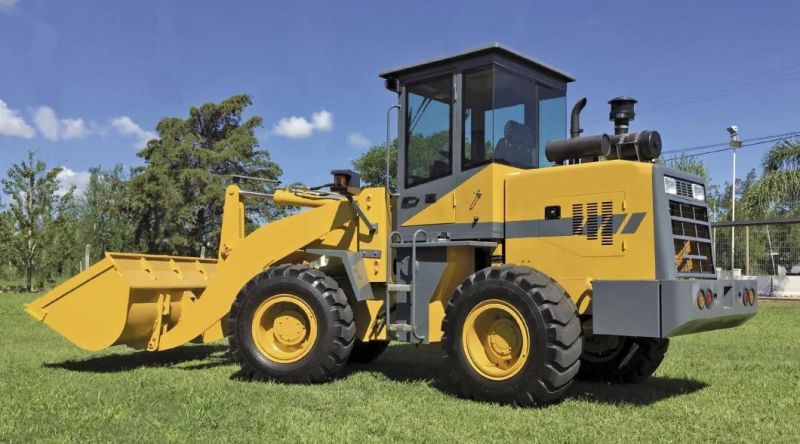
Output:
[{"xmin": 495, "ymin": 120, "xmax": 535, "ymax": 167}]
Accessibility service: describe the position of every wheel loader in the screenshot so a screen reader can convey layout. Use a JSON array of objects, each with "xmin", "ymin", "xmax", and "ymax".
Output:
[{"xmin": 26, "ymin": 44, "xmax": 758, "ymax": 406}]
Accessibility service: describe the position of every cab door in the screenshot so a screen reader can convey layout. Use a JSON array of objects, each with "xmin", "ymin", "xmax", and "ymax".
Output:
[{"xmin": 398, "ymin": 75, "xmax": 457, "ymax": 230}]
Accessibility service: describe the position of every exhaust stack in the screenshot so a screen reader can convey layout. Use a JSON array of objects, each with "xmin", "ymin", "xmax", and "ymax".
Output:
[{"xmin": 546, "ymin": 96, "xmax": 662, "ymax": 164}]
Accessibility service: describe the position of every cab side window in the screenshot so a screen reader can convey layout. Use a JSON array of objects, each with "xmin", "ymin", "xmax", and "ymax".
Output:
[
  {"xmin": 462, "ymin": 66, "xmax": 538, "ymax": 170},
  {"xmin": 405, "ymin": 77, "xmax": 452, "ymax": 188}
]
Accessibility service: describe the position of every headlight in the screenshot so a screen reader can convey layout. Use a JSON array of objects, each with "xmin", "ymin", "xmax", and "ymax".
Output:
[
  {"xmin": 692, "ymin": 184, "xmax": 705, "ymax": 201},
  {"xmin": 664, "ymin": 177, "xmax": 677, "ymax": 195}
]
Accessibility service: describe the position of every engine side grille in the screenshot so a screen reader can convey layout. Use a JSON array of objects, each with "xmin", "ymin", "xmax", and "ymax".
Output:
[
  {"xmin": 601, "ymin": 201, "xmax": 613, "ymax": 245},
  {"xmin": 572, "ymin": 203, "xmax": 583, "ymax": 235},
  {"xmin": 669, "ymin": 200, "xmax": 715, "ymax": 277},
  {"xmin": 586, "ymin": 202, "xmax": 598, "ymax": 240}
]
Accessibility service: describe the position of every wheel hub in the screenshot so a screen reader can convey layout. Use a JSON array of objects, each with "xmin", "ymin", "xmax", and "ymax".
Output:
[
  {"xmin": 251, "ymin": 294, "xmax": 317, "ymax": 364},
  {"xmin": 273, "ymin": 310, "xmax": 307, "ymax": 346},
  {"xmin": 486, "ymin": 318, "xmax": 519, "ymax": 361},
  {"xmin": 462, "ymin": 299, "xmax": 530, "ymax": 380}
]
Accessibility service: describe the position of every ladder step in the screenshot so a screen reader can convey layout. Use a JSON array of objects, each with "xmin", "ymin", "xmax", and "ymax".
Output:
[
  {"xmin": 388, "ymin": 323, "xmax": 413, "ymax": 332},
  {"xmin": 387, "ymin": 283, "xmax": 411, "ymax": 292}
]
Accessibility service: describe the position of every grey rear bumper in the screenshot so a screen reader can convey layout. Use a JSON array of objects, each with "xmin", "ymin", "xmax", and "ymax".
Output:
[{"xmin": 591, "ymin": 279, "xmax": 758, "ymax": 338}]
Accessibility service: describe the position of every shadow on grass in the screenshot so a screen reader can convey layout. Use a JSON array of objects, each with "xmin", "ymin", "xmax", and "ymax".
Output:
[
  {"xmin": 340, "ymin": 343, "xmax": 708, "ymax": 407},
  {"xmin": 44, "ymin": 344, "xmax": 229, "ymax": 373},
  {"xmin": 48, "ymin": 342, "xmax": 706, "ymax": 406}
]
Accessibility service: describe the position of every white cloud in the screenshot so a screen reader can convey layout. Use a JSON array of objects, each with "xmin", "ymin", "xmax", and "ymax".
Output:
[
  {"xmin": 33, "ymin": 106, "xmax": 59, "ymax": 140},
  {"xmin": 61, "ymin": 118, "xmax": 88, "ymax": 139},
  {"xmin": 0, "ymin": 0, "xmax": 18, "ymax": 11},
  {"xmin": 273, "ymin": 116, "xmax": 315, "ymax": 139},
  {"xmin": 0, "ymin": 99, "xmax": 36, "ymax": 138},
  {"xmin": 347, "ymin": 132, "xmax": 371, "ymax": 149},
  {"xmin": 32, "ymin": 106, "xmax": 90, "ymax": 141},
  {"xmin": 111, "ymin": 116, "xmax": 156, "ymax": 148},
  {"xmin": 272, "ymin": 109, "xmax": 333, "ymax": 139},
  {"xmin": 56, "ymin": 167, "xmax": 91, "ymax": 197},
  {"xmin": 311, "ymin": 110, "xmax": 333, "ymax": 132}
]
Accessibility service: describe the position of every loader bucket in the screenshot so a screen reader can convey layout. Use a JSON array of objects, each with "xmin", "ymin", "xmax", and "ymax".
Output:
[{"xmin": 25, "ymin": 253, "xmax": 218, "ymax": 351}]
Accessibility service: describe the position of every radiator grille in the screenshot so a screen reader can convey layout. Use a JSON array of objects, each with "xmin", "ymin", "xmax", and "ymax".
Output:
[{"xmin": 669, "ymin": 199, "xmax": 715, "ymax": 277}]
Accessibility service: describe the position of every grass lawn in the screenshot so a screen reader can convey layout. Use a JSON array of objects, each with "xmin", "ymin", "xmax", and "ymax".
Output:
[{"xmin": 1, "ymin": 293, "xmax": 798, "ymax": 443}]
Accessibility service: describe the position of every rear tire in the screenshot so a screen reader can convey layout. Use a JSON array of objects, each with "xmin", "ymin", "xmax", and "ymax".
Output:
[
  {"xmin": 348, "ymin": 339, "xmax": 390, "ymax": 364},
  {"xmin": 228, "ymin": 264, "xmax": 355, "ymax": 383},
  {"xmin": 577, "ymin": 334, "xmax": 669, "ymax": 383},
  {"xmin": 442, "ymin": 265, "xmax": 582, "ymax": 406}
]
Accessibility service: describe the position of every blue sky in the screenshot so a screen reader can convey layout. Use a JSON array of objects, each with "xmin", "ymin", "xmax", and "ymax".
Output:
[{"xmin": 1, "ymin": 0, "xmax": 798, "ymax": 195}]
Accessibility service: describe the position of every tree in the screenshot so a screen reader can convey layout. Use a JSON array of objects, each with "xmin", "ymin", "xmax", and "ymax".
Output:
[
  {"xmin": 75, "ymin": 166, "xmax": 135, "ymax": 264},
  {"xmin": 352, "ymin": 140, "xmax": 397, "ymax": 188},
  {"xmin": 0, "ymin": 211, "xmax": 13, "ymax": 280},
  {"xmin": 742, "ymin": 138, "xmax": 800, "ymax": 217},
  {"xmin": 352, "ymin": 131, "xmax": 449, "ymax": 190},
  {"xmin": 129, "ymin": 95, "xmax": 282, "ymax": 255},
  {"xmin": 1, "ymin": 152, "xmax": 74, "ymax": 292},
  {"xmin": 667, "ymin": 154, "xmax": 709, "ymax": 180}
]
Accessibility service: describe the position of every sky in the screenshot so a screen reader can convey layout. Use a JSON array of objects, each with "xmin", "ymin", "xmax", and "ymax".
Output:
[{"xmin": 1, "ymin": 0, "xmax": 798, "ymax": 197}]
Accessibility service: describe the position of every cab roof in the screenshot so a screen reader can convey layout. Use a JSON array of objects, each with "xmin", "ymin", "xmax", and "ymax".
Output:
[{"xmin": 379, "ymin": 43, "xmax": 575, "ymax": 82}]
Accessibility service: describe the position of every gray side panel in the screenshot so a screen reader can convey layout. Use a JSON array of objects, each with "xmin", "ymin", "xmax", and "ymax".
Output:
[
  {"xmin": 592, "ymin": 280, "xmax": 661, "ymax": 337},
  {"xmin": 305, "ymin": 249, "xmax": 375, "ymax": 301},
  {"xmin": 394, "ymin": 246, "xmax": 448, "ymax": 343}
]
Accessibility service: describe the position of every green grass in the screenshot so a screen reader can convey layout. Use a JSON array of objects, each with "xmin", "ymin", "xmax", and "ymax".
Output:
[{"xmin": 2, "ymin": 294, "xmax": 798, "ymax": 443}]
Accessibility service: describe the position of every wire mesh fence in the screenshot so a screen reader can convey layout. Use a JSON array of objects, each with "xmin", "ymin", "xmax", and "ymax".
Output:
[{"xmin": 713, "ymin": 217, "xmax": 800, "ymax": 297}]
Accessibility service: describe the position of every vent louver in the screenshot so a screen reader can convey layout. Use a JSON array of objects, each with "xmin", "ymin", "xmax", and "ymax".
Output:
[
  {"xmin": 601, "ymin": 201, "xmax": 614, "ymax": 245},
  {"xmin": 586, "ymin": 202, "xmax": 598, "ymax": 240},
  {"xmin": 572, "ymin": 204, "xmax": 583, "ymax": 235}
]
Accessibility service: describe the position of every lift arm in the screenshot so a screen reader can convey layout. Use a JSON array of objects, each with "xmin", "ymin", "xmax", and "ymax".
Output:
[{"xmin": 157, "ymin": 186, "xmax": 355, "ymax": 350}]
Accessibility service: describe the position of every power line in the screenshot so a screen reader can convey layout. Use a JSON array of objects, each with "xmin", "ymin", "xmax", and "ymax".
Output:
[
  {"xmin": 663, "ymin": 134, "xmax": 798, "ymax": 163},
  {"xmin": 582, "ymin": 60, "xmax": 800, "ymax": 127},
  {"xmin": 663, "ymin": 131, "xmax": 800, "ymax": 154}
]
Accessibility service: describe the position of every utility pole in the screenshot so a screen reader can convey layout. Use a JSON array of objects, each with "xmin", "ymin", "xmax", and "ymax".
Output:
[{"xmin": 726, "ymin": 126, "xmax": 741, "ymax": 273}]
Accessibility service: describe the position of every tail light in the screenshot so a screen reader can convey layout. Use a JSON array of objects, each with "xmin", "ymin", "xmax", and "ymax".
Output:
[
  {"xmin": 696, "ymin": 290, "xmax": 706, "ymax": 309},
  {"xmin": 704, "ymin": 289, "xmax": 713, "ymax": 309}
]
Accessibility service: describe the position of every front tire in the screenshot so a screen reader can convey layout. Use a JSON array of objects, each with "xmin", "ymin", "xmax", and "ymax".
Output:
[
  {"xmin": 442, "ymin": 266, "xmax": 582, "ymax": 406},
  {"xmin": 228, "ymin": 264, "xmax": 355, "ymax": 383}
]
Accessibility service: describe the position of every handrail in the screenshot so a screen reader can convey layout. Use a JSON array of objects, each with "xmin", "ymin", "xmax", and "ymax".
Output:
[{"xmin": 385, "ymin": 104, "xmax": 401, "ymax": 197}]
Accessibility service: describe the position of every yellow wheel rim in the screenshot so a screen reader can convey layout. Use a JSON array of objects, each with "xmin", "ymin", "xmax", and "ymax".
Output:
[
  {"xmin": 462, "ymin": 299, "xmax": 530, "ymax": 381},
  {"xmin": 251, "ymin": 294, "xmax": 317, "ymax": 364}
]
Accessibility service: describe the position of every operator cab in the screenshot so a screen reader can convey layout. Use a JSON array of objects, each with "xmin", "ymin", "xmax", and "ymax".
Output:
[{"xmin": 380, "ymin": 44, "xmax": 574, "ymax": 239}]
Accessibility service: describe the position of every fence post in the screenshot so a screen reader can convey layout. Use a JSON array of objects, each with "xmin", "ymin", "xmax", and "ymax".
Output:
[{"xmin": 745, "ymin": 225, "xmax": 749, "ymax": 276}]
